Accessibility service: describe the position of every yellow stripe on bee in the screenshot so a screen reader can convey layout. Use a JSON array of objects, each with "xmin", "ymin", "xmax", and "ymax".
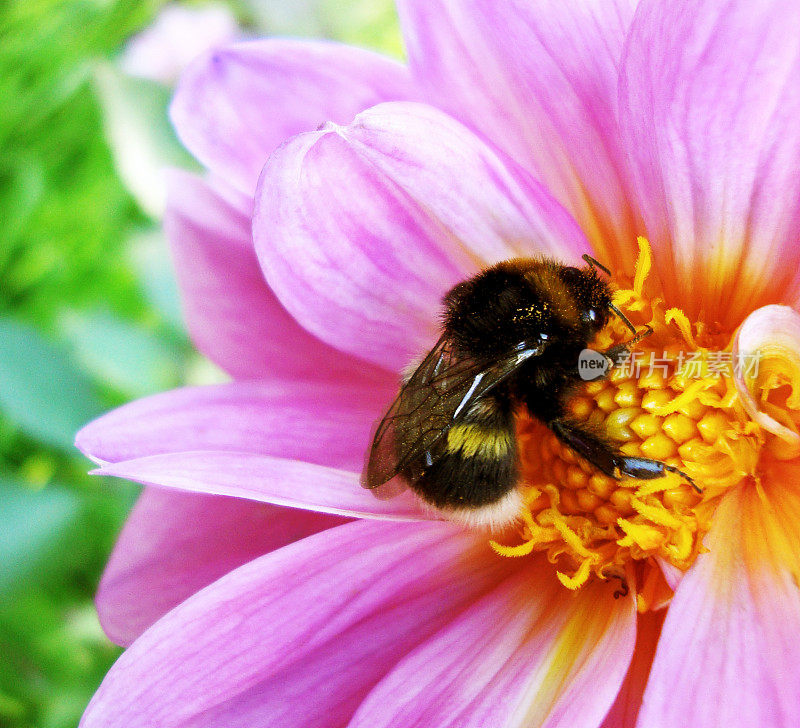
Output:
[{"xmin": 446, "ymin": 424, "xmax": 512, "ymax": 459}]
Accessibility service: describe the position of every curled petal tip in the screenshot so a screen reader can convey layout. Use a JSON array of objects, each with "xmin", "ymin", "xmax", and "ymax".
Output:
[{"xmin": 733, "ymin": 304, "xmax": 800, "ymax": 458}]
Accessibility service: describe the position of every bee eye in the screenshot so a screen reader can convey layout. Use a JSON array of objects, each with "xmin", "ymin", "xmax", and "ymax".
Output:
[{"xmin": 583, "ymin": 308, "xmax": 604, "ymax": 326}]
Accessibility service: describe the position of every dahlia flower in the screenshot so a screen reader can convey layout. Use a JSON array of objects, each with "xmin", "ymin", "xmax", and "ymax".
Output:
[
  {"xmin": 78, "ymin": 0, "xmax": 800, "ymax": 725},
  {"xmin": 120, "ymin": 3, "xmax": 239, "ymax": 85}
]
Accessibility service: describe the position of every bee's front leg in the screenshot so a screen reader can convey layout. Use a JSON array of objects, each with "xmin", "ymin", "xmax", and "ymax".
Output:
[
  {"xmin": 602, "ymin": 324, "xmax": 654, "ymax": 368},
  {"xmin": 602, "ymin": 343, "xmax": 632, "ymax": 368},
  {"xmin": 549, "ymin": 419, "xmax": 700, "ymax": 492}
]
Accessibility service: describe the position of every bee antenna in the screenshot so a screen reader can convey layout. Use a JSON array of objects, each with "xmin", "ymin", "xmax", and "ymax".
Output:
[
  {"xmin": 582, "ymin": 254, "xmax": 612, "ymax": 277},
  {"xmin": 609, "ymin": 303, "xmax": 638, "ymax": 336}
]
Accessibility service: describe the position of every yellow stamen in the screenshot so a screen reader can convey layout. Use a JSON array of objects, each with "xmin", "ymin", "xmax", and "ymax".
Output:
[
  {"xmin": 557, "ymin": 558, "xmax": 593, "ymax": 590},
  {"xmin": 665, "ymin": 308, "xmax": 700, "ymax": 350},
  {"xmin": 632, "ymin": 236, "xmax": 651, "ymax": 296},
  {"xmin": 492, "ymin": 238, "xmax": 768, "ymax": 604}
]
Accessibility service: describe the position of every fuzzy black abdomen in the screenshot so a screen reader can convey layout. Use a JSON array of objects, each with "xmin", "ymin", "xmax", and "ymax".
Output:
[
  {"xmin": 412, "ymin": 438, "xmax": 518, "ymax": 508},
  {"xmin": 401, "ymin": 391, "xmax": 518, "ymax": 509}
]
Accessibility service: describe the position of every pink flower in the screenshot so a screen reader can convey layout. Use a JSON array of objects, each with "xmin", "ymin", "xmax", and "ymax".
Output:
[
  {"xmin": 78, "ymin": 1, "xmax": 800, "ymax": 726},
  {"xmin": 120, "ymin": 3, "xmax": 239, "ymax": 85}
]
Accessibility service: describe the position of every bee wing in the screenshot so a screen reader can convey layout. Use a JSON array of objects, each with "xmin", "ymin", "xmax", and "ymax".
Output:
[{"xmin": 363, "ymin": 335, "xmax": 542, "ymax": 489}]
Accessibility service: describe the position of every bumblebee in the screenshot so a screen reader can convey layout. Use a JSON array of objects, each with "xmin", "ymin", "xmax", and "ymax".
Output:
[{"xmin": 363, "ymin": 255, "xmax": 695, "ymax": 529}]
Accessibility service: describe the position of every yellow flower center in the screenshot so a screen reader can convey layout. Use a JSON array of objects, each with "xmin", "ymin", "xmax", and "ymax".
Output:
[{"xmin": 491, "ymin": 238, "xmax": 768, "ymax": 609}]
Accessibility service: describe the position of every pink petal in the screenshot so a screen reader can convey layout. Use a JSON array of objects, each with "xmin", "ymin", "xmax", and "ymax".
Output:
[
  {"xmin": 619, "ymin": 0, "xmax": 800, "ymax": 328},
  {"xmin": 254, "ymin": 101, "xmax": 590, "ymax": 371},
  {"xmin": 397, "ymin": 0, "xmax": 640, "ymax": 268},
  {"xmin": 170, "ymin": 39, "xmax": 416, "ymax": 196},
  {"xmin": 76, "ymin": 378, "xmax": 394, "ymax": 472},
  {"xmin": 81, "ymin": 519, "xmax": 518, "ymax": 728},
  {"xmin": 600, "ymin": 611, "xmax": 664, "ymax": 728},
  {"xmin": 78, "ymin": 376, "xmax": 389, "ymax": 643},
  {"xmin": 120, "ymin": 4, "xmax": 238, "ymax": 85},
  {"xmin": 166, "ymin": 169, "xmax": 395, "ymax": 382},
  {"xmin": 656, "ymin": 558, "xmax": 684, "ymax": 592},
  {"xmin": 732, "ymin": 304, "xmax": 800, "ymax": 457},
  {"xmin": 637, "ymin": 480, "xmax": 800, "ymax": 727},
  {"xmin": 350, "ymin": 559, "xmax": 636, "ymax": 728},
  {"xmin": 93, "ymin": 451, "xmax": 425, "ymax": 521},
  {"xmin": 96, "ymin": 488, "xmax": 347, "ymax": 646}
]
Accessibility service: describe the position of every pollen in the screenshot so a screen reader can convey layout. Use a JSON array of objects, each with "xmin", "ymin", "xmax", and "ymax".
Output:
[
  {"xmin": 491, "ymin": 238, "xmax": 767, "ymax": 607},
  {"xmin": 447, "ymin": 423, "xmax": 513, "ymax": 458}
]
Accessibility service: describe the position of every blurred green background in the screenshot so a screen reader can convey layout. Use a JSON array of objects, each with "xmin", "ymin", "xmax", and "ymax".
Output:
[{"xmin": 0, "ymin": 2, "xmax": 399, "ymax": 725}]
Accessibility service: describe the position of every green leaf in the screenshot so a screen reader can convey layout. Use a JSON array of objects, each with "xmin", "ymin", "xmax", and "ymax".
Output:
[
  {"xmin": 60, "ymin": 310, "xmax": 186, "ymax": 397},
  {"xmin": 93, "ymin": 63, "xmax": 198, "ymax": 218},
  {"xmin": 0, "ymin": 477, "xmax": 80, "ymax": 594},
  {"xmin": 0, "ymin": 318, "xmax": 105, "ymax": 450},
  {"xmin": 242, "ymin": 0, "xmax": 403, "ymax": 56},
  {"xmin": 127, "ymin": 229, "xmax": 185, "ymax": 329}
]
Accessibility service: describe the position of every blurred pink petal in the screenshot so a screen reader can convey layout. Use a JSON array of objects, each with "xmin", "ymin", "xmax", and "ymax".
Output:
[
  {"xmin": 121, "ymin": 3, "xmax": 239, "ymax": 85},
  {"xmin": 170, "ymin": 39, "xmax": 416, "ymax": 195},
  {"xmin": 397, "ymin": 0, "xmax": 640, "ymax": 267},
  {"xmin": 619, "ymin": 0, "xmax": 800, "ymax": 327},
  {"xmin": 76, "ymin": 378, "xmax": 394, "ymax": 472},
  {"xmin": 96, "ymin": 488, "xmax": 347, "ymax": 646},
  {"xmin": 637, "ymin": 481, "xmax": 800, "ymax": 727},
  {"xmin": 166, "ymin": 168, "xmax": 394, "ymax": 382},
  {"xmin": 93, "ymin": 451, "xmax": 425, "ymax": 521},
  {"xmin": 81, "ymin": 520, "xmax": 519, "ymax": 728},
  {"xmin": 254, "ymin": 101, "xmax": 590, "ymax": 370},
  {"xmin": 600, "ymin": 611, "xmax": 664, "ymax": 728},
  {"xmin": 350, "ymin": 561, "xmax": 636, "ymax": 728}
]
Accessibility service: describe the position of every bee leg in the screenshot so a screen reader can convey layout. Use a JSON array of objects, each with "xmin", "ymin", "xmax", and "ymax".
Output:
[
  {"xmin": 615, "ymin": 457, "xmax": 701, "ymax": 493},
  {"xmin": 549, "ymin": 419, "xmax": 619, "ymax": 478},
  {"xmin": 549, "ymin": 419, "xmax": 701, "ymax": 492},
  {"xmin": 603, "ymin": 343, "xmax": 632, "ymax": 368},
  {"xmin": 603, "ymin": 324, "xmax": 654, "ymax": 367}
]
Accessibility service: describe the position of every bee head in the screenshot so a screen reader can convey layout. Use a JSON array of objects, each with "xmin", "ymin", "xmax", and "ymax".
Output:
[
  {"xmin": 444, "ymin": 263, "xmax": 552, "ymax": 358},
  {"xmin": 558, "ymin": 265, "xmax": 613, "ymax": 336},
  {"xmin": 443, "ymin": 259, "xmax": 619, "ymax": 360}
]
